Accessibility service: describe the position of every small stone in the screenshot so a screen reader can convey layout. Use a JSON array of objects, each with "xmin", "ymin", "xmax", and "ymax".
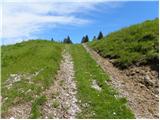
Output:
[
  {"xmin": 92, "ymin": 112, "xmax": 96, "ymax": 116},
  {"xmin": 91, "ymin": 80, "xmax": 102, "ymax": 91},
  {"xmin": 26, "ymin": 89, "xmax": 31, "ymax": 94},
  {"xmin": 144, "ymin": 75, "xmax": 154, "ymax": 86},
  {"xmin": 130, "ymin": 71, "xmax": 135, "ymax": 76},
  {"xmin": 135, "ymin": 69, "xmax": 140, "ymax": 73},
  {"xmin": 10, "ymin": 117, "xmax": 14, "ymax": 119},
  {"xmin": 10, "ymin": 74, "xmax": 16, "ymax": 77}
]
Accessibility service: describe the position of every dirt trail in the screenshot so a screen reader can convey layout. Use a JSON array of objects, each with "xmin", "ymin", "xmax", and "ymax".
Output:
[
  {"xmin": 41, "ymin": 49, "xmax": 80, "ymax": 119},
  {"xmin": 83, "ymin": 44, "xmax": 159, "ymax": 119}
]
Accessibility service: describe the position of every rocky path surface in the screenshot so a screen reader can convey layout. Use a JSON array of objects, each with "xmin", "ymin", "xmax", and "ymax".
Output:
[
  {"xmin": 41, "ymin": 49, "xmax": 80, "ymax": 119},
  {"xmin": 83, "ymin": 44, "xmax": 159, "ymax": 119},
  {"xmin": 1, "ymin": 102, "xmax": 32, "ymax": 119}
]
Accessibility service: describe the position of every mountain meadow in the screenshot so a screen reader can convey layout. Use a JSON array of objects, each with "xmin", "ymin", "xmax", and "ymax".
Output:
[{"xmin": 1, "ymin": 18, "xmax": 159, "ymax": 119}]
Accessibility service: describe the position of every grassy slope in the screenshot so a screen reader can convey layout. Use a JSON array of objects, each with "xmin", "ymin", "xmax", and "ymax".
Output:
[
  {"xmin": 70, "ymin": 44, "xmax": 134, "ymax": 119},
  {"xmin": 1, "ymin": 40, "xmax": 63, "ymax": 117},
  {"xmin": 89, "ymin": 18, "xmax": 159, "ymax": 69}
]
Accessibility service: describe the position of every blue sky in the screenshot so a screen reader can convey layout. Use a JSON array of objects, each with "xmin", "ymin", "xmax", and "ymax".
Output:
[{"xmin": 1, "ymin": 1, "xmax": 159, "ymax": 44}]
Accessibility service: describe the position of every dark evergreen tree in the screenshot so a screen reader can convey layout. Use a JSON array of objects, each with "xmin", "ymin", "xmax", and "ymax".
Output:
[
  {"xmin": 67, "ymin": 36, "xmax": 72, "ymax": 44},
  {"xmin": 81, "ymin": 36, "xmax": 85, "ymax": 43},
  {"xmin": 51, "ymin": 38, "xmax": 54, "ymax": 42},
  {"xmin": 63, "ymin": 36, "xmax": 72, "ymax": 44},
  {"xmin": 97, "ymin": 31, "xmax": 103, "ymax": 40},
  {"xmin": 93, "ymin": 36, "xmax": 97, "ymax": 41},
  {"xmin": 85, "ymin": 35, "xmax": 89, "ymax": 42},
  {"xmin": 63, "ymin": 38, "xmax": 67, "ymax": 43},
  {"xmin": 81, "ymin": 35, "xmax": 89, "ymax": 43}
]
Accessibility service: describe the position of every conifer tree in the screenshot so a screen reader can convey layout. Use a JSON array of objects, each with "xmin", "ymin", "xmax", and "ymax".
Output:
[
  {"xmin": 63, "ymin": 36, "xmax": 72, "ymax": 44},
  {"xmin": 93, "ymin": 36, "xmax": 97, "ymax": 41},
  {"xmin": 85, "ymin": 35, "xmax": 89, "ymax": 42},
  {"xmin": 81, "ymin": 36, "xmax": 85, "ymax": 43},
  {"xmin": 97, "ymin": 31, "xmax": 103, "ymax": 40},
  {"xmin": 81, "ymin": 35, "xmax": 89, "ymax": 43}
]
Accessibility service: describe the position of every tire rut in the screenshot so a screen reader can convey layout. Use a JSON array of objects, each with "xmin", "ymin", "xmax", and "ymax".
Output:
[
  {"xmin": 41, "ymin": 49, "xmax": 80, "ymax": 119},
  {"xmin": 83, "ymin": 44, "xmax": 159, "ymax": 119}
]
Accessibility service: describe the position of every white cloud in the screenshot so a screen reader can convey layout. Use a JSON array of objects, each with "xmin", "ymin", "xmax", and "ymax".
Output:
[
  {"xmin": 1, "ymin": 2, "xmax": 100, "ymax": 44},
  {"xmin": 1, "ymin": 0, "xmax": 123, "ymax": 44},
  {"xmin": 1, "ymin": 0, "xmax": 112, "ymax": 3},
  {"xmin": 2, "ymin": 0, "xmax": 156, "ymax": 3}
]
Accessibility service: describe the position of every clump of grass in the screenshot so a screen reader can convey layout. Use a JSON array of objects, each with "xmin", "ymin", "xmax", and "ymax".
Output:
[
  {"xmin": 52, "ymin": 100, "xmax": 60, "ymax": 108},
  {"xmin": 59, "ymin": 80, "xmax": 64, "ymax": 86},
  {"xmin": 70, "ymin": 44, "xmax": 134, "ymax": 119},
  {"xmin": 89, "ymin": 18, "xmax": 158, "ymax": 70},
  {"xmin": 30, "ymin": 95, "xmax": 47, "ymax": 119}
]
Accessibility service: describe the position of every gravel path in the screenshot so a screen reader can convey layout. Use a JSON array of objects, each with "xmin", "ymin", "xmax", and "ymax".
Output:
[
  {"xmin": 41, "ymin": 49, "xmax": 80, "ymax": 119},
  {"xmin": 83, "ymin": 44, "xmax": 159, "ymax": 119}
]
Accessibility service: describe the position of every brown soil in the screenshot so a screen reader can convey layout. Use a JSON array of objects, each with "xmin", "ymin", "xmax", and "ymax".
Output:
[{"xmin": 83, "ymin": 44, "xmax": 159, "ymax": 119}]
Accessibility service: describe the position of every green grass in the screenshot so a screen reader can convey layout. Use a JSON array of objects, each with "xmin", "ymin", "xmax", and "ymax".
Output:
[
  {"xmin": 52, "ymin": 100, "xmax": 60, "ymax": 108},
  {"xmin": 30, "ymin": 95, "xmax": 47, "ymax": 119},
  {"xmin": 89, "ymin": 18, "xmax": 159, "ymax": 69},
  {"xmin": 69, "ymin": 44, "xmax": 135, "ymax": 119},
  {"xmin": 1, "ymin": 40, "xmax": 63, "ymax": 115},
  {"xmin": 2, "ymin": 17, "xmax": 157, "ymax": 118}
]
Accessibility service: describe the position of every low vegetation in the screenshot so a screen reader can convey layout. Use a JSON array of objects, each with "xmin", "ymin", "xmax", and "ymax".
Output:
[
  {"xmin": 2, "ymin": 18, "xmax": 157, "ymax": 118},
  {"xmin": 89, "ymin": 18, "xmax": 159, "ymax": 69},
  {"xmin": 70, "ymin": 44, "xmax": 134, "ymax": 118},
  {"xmin": 1, "ymin": 40, "xmax": 63, "ymax": 115},
  {"xmin": 30, "ymin": 95, "xmax": 47, "ymax": 119}
]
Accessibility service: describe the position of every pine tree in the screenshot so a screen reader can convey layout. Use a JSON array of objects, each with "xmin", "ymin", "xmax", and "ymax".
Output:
[
  {"xmin": 93, "ymin": 36, "xmax": 97, "ymax": 41},
  {"xmin": 51, "ymin": 38, "xmax": 54, "ymax": 42},
  {"xmin": 63, "ymin": 38, "xmax": 67, "ymax": 43},
  {"xmin": 97, "ymin": 31, "xmax": 103, "ymax": 40},
  {"xmin": 81, "ymin": 36, "xmax": 85, "ymax": 43},
  {"xmin": 85, "ymin": 35, "xmax": 89, "ymax": 42},
  {"xmin": 81, "ymin": 35, "xmax": 89, "ymax": 43},
  {"xmin": 67, "ymin": 36, "xmax": 72, "ymax": 44},
  {"xmin": 63, "ymin": 36, "xmax": 72, "ymax": 44}
]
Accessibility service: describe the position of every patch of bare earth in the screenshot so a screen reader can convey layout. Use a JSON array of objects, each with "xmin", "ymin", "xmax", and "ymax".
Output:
[
  {"xmin": 41, "ymin": 50, "xmax": 80, "ymax": 119},
  {"xmin": 1, "ymin": 102, "xmax": 32, "ymax": 119},
  {"xmin": 83, "ymin": 44, "xmax": 159, "ymax": 119}
]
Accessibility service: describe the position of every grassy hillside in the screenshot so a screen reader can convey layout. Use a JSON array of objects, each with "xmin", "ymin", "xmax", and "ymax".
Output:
[
  {"xmin": 89, "ymin": 18, "xmax": 159, "ymax": 70},
  {"xmin": 1, "ymin": 40, "xmax": 63, "ymax": 115},
  {"xmin": 70, "ymin": 45, "xmax": 134, "ymax": 119}
]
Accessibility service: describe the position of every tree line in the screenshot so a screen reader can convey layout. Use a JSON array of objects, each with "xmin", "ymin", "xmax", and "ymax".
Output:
[{"xmin": 51, "ymin": 31, "xmax": 104, "ymax": 44}]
